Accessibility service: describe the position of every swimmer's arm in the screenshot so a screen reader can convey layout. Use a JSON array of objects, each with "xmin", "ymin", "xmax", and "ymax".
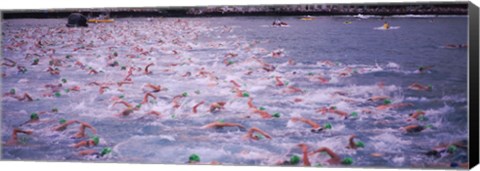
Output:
[{"xmin": 250, "ymin": 127, "xmax": 272, "ymax": 139}]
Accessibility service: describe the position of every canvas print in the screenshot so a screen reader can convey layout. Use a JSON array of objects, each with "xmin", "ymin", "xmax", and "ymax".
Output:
[{"xmin": 1, "ymin": 3, "xmax": 471, "ymax": 169}]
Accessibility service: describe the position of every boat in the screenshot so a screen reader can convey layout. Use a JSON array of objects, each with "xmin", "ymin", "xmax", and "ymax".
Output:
[
  {"xmin": 87, "ymin": 19, "xmax": 115, "ymax": 23},
  {"xmin": 300, "ymin": 15, "xmax": 315, "ymax": 21}
]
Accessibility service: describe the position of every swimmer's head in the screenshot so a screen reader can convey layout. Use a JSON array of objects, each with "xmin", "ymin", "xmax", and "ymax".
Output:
[
  {"xmin": 447, "ymin": 145, "xmax": 457, "ymax": 153},
  {"xmin": 52, "ymin": 108, "xmax": 58, "ymax": 113},
  {"xmin": 9, "ymin": 89, "xmax": 16, "ymax": 94},
  {"xmin": 189, "ymin": 154, "xmax": 200, "ymax": 163},
  {"xmin": 330, "ymin": 106, "xmax": 337, "ymax": 110},
  {"xmin": 341, "ymin": 157, "xmax": 353, "ymax": 165},
  {"xmin": 30, "ymin": 113, "xmax": 39, "ymax": 120},
  {"xmin": 272, "ymin": 112, "xmax": 280, "ymax": 118},
  {"xmin": 324, "ymin": 123, "xmax": 332, "ymax": 129},
  {"xmin": 350, "ymin": 112, "xmax": 358, "ymax": 117},
  {"xmin": 259, "ymin": 107, "xmax": 266, "ymax": 111},
  {"xmin": 384, "ymin": 99, "xmax": 391, "ymax": 105},
  {"xmin": 54, "ymin": 92, "xmax": 61, "ymax": 97},
  {"xmin": 100, "ymin": 147, "xmax": 112, "ymax": 157},
  {"xmin": 218, "ymin": 119, "xmax": 225, "ymax": 123},
  {"xmin": 242, "ymin": 92, "xmax": 250, "ymax": 97},
  {"xmin": 135, "ymin": 104, "xmax": 142, "ymax": 109},
  {"xmin": 290, "ymin": 155, "xmax": 300, "ymax": 165},
  {"xmin": 428, "ymin": 85, "xmax": 433, "ymax": 90},
  {"xmin": 92, "ymin": 136, "xmax": 100, "ymax": 145},
  {"xmin": 355, "ymin": 141, "xmax": 365, "ymax": 148},
  {"xmin": 61, "ymin": 78, "xmax": 67, "ymax": 83},
  {"xmin": 59, "ymin": 118, "xmax": 66, "ymax": 124},
  {"xmin": 182, "ymin": 92, "xmax": 188, "ymax": 97}
]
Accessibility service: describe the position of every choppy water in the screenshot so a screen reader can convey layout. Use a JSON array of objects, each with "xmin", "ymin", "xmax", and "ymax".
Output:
[{"xmin": 1, "ymin": 16, "xmax": 468, "ymax": 168}]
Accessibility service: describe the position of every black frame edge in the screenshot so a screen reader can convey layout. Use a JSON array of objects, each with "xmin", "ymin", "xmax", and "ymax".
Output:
[{"xmin": 469, "ymin": 1, "xmax": 480, "ymax": 169}]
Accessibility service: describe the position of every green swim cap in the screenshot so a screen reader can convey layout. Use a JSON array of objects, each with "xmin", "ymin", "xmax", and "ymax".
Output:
[
  {"xmin": 10, "ymin": 89, "xmax": 16, "ymax": 94},
  {"xmin": 324, "ymin": 123, "xmax": 332, "ymax": 129},
  {"xmin": 54, "ymin": 92, "xmax": 61, "ymax": 97},
  {"xmin": 242, "ymin": 92, "xmax": 250, "ymax": 97},
  {"xmin": 308, "ymin": 72, "xmax": 314, "ymax": 76},
  {"xmin": 100, "ymin": 147, "xmax": 112, "ymax": 156},
  {"xmin": 119, "ymin": 95, "xmax": 124, "ymax": 99},
  {"xmin": 350, "ymin": 112, "xmax": 358, "ymax": 117},
  {"xmin": 341, "ymin": 157, "xmax": 353, "ymax": 165},
  {"xmin": 425, "ymin": 124, "xmax": 433, "ymax": 129},
  {"xmin": 272, "ymin": 112, "xmax": 280, "ymax": 118},
  {"xmin": 254, "ymin": 133, "xmax": 265, "ymax": 140},
  {"xmin": 64, "ymin": 89, "xmax": 70, "ymax": 93},
  {"xmin": 113, "ymin": 52, "xmax": 118, "ymax": 56},
  {"xmin": 66, "ymin": 55, "xmax": 72, "ymax": 59},
  {"xmin": 383, "ymin": 99, "xmax": 392, "ymax": 104},
  {"xmin": 33, "ymin": 58, "xmax": 39, "ymax": 63},
  {"xmin": 59, "ymin": 118, "xmax": 66, "ymax": 124},
  {"xmin": 121, "ymin": 66, "xmax": 126, "ymax": 70},
  {"xmin": 355, "ymin": 141, "xmax": 365, "ymax": 148},
  {"xmin": 290, "ymin": 155, "xmax": 300, "ymax": 165},
  {"xmin": 30, "ymin": 113, "xmax": 39, "ymax": 120},
  {"xmin": 259, "ymin": 107, "xmax": 266, "ymax": 111},
  {"xmin": 136, "ymin": 104, "xmax": 142, "ymax": 109},
  {"xmin": 447, "ymin": 145, "xmax": 457, "ymax": 153},
  {"xmin": 228, "ymin": 61, "xmax": 234, "ymax": 65},
  {"xmin": 218, "ymin": 119, "xmax": 225, "ymax": 123},
  {"xmin": 285, "ymin": 81, "xmax": 289, "ymax": 86},
  {"xmin": 330, "ymin": 106, "xmax": 337, "ymax": 110},
  {"xmin": 92, "ymin": 136, "xmax": 100, "ymax": 145},
  {"xmin": 61, "ymin": 78, "xmax": 67, "ymax": 83},
  {"xmin": 182, "ymin": 92, "xmax": 188, "ymax": 97},
  {"xmin": 418, "ymin": 115, "xmax": 428, "ymax": 121},
  {"xmin": 189, "ymin": 154, "xmax": 200, "ymax": 162}
]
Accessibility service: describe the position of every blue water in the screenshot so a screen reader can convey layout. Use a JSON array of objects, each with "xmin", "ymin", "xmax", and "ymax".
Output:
[{"xmin": 1, "ymin": 16, "xmax": 468, "ymax": 168}]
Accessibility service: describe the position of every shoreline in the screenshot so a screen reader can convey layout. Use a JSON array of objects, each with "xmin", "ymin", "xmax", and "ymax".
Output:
[{"xmin": 2, "ymin": 3, "xmax": 468, "ymax": 19}]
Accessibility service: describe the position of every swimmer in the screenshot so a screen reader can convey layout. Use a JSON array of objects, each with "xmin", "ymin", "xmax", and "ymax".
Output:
[
  {"xmin": 79, "ymin": 147, "xmax": 112, "ymax": 157},
  {"xmin": 376, "ymin": 102, "xmax": 414, "ymax": 110},
  {"xmin": 367, "ymin": 96, "xmax": 390, "ymax": 102},
  {"xmin": 172, "ymin": 95, "xmax": 184, "ymax": 109},
  {"xmin": 144, "ymin": 63, "xmax": 154, "ymax": 74},
  {"xmin": 46, "ymin": 67, "xmax": 60, "ymax": 75},
  {"xmin": 310, "ymin": 147, "xmax": 342, "ymax": 165},
  {"xmin": 5, "ymin": 128, "xmax": 33, "ymax": 145},
  {"xmin": 230, "ymin": 80, "xmax": 241, "ymax": 88},
  {"xmin": 113, "ymin": 100, "xmax": 138, "ymax": 117},
  {"xmin": 52, "ymin": 119, "xmax": 80, "ymax": 131},
  {"xmin": 408, "ymin": 83, "xmax": 432, "ymax": 91},
  {"xmin": 247, "ymin": 98, "xmax": 257, "ymax": 109},
  {"xmin": 141, "ymin": 92, "xmax": 157, "ymax": 104},
  {"xmin": 288, "ymin": 59, "xmax": 296, "ymax": 65},
  {"xmin": 73, "ymin": 136, "xmax": 100, "ymax": 148},
  {"xmin": 346, "ymin": 134, "xmax": 364, "ymax": 149},
  {"xmin": 282, "ymin": 85, "xmax": 303, "ymax": 94},
  {"xmin": 317, "ymin": 106, "xmax": 348, "ymax": 118},
  {"xmin": 275, "ymin": 76, "xmax": 285, "ymax": 86},
  {"xmin": 245, "ymin": 127, "xmax": 272, "ymax": 140},
  {"xmin": 144, "ymin": 83, "xmax": 162, "ymax": 92},
  {"xmin": 401, "ymin": 124, "xmax": 426, "ymax": 133},
  {"xmin": 209, "ymin": 101, "xmax": 226, "ymax": 113},
  {"xmin": 407, "ymin": 110, "xmax": 426, "ymax": 121},
  {"xmin": 298, "ymin": 143, "xmax": 311, "ymax": 166},
  {"xmin": 417, "ymin": 65, "xmax": 434, "ymax": 73},
  {"xmin": 425, "ymin": 139, "xmax": 468, "ymax": 158},
  {"xmin": 4, "ymin": 90, "xmax": 33, "ymax": 102},
  {"xmin": 2, "ymin": 58, "xmax": 17, "ymax": 67},
  {"xmin": 74, "ymin": 122, "xmax": 97, "ymax": 138},
  {"xmin": 253, "ymin": 109, "xmax": 272, "ymax": 119},
  {"xmin": 201, "ymin": 121, "xmax": 245, "ymax": 129},
  {"xmin": 290, "ymin": 117, "xmax": 323, "ymax": 133},
  {"xmin": 192, "ymin": 101, "xmax": 205, "ymax": 114},
  {"xmin": 147, "ymin": 110, "xmax": 162, "ymax": 116}
]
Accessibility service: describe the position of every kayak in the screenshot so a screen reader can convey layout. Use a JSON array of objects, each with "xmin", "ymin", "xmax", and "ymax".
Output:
[
  {"xmin": 300, "ymin": 16, "xmax": 315, "ymax": 21},
  {"xmin": 87, "ymin": 19, "xmax": 115, "ymax": 23}
]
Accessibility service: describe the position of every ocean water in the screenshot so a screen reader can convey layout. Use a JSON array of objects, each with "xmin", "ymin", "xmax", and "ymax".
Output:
[{"xmin": 1, "ymin": 16, "xmax": 468, "ymax": 168}]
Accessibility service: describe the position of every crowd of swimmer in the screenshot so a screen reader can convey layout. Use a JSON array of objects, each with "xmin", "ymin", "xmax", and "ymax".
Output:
[{"xmin": 1, "ymin": 18, "xmax": 467, "ymax": 168}]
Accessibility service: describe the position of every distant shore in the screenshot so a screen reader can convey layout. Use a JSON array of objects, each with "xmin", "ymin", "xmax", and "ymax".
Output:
[{"xmin": 2, "ymin": 3, "xmax": 468, "ymax": 19}]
